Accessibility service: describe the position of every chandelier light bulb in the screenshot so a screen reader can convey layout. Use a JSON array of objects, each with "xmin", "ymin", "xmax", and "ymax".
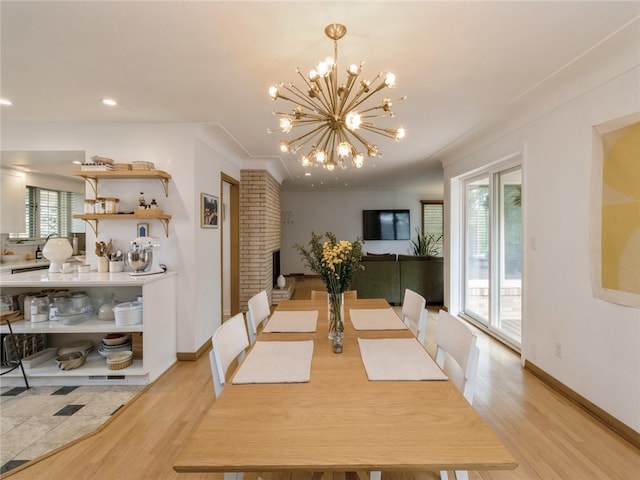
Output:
[
  {"xmin": 269, "ymin": 23, "xmax": 405, "ymax": 171},
  {"xmin": 316, "ymin": 61, "xmax": 330, "ymax": 77},
  {"xmin": 279, "ymin": 116, "xmax": 293, "ymax": 133},
  {"xmin": 384, "ymin": 72, "xmax": 396, "ymax": 88},
  {"xmin": 345, "ymin": 111, "xmax": 362, "ymax": 131},
  {"xmin": 337, "ymin": 142, "xmax": 351, "ymax": 158},
  {"xmin": 347, "ymin": 64, "xmax": 360, "ymax": 76}
]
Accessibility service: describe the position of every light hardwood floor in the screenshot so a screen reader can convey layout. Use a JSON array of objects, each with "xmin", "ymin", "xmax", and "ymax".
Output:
[{"xmin": 4, "ymin": 277, "xmax": 638, "ymax": 479}]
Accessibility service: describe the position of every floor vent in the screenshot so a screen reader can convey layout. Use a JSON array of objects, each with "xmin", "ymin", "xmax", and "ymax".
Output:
[{"xmin": 88, "ymin": 375, "xmax": 128, "ymax": 383}]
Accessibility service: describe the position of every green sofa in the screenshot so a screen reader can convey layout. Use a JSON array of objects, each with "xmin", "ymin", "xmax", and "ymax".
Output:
[
  {"xmin": 351, "ymin": 254, "xmax": 401, "ymax": 304},
  {"xmin": 398, "ymin": 255, "xmax": 444, "ymax": 305},
  {"xmin": 351, "ymin": 254, "xmax": 444, "ymax": 305}
]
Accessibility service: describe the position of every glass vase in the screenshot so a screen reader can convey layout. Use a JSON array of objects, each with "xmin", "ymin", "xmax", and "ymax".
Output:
[{"xmin": 327, "ymin": 292, "xmax": 345, "ymax": 343}]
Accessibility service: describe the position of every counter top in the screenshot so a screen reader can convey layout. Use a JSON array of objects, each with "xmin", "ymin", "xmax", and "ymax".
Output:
[
  {"xmin": 0, "ymin": 269, "xmax": 177, "ymax": 287},
  {"xmin": 0, "ymin": 259, "xmax": 50, "ymax": 274}
]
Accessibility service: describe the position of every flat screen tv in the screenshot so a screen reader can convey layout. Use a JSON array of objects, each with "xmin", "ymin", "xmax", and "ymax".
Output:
[{"xmin": 362, "ymin": 209, "xmax": 410, "ymax": 240}]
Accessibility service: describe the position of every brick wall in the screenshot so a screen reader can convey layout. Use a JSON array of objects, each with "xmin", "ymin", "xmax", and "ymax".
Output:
[{"xmin": 239, "ymin": 170, "xmax": 281, "ymax": 309}]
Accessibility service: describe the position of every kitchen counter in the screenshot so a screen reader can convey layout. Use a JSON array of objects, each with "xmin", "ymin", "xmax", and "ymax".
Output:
[
  {"xmin": 0, "ymin": 255, "xmax": 87, "ymax": 274},
  {"xmin": 0, "ymin": 259, "xmax": 50, "ymax": 274},
  {"xmin": 0, "ymin": 269, "xmax": 176, "ymax": 286}
]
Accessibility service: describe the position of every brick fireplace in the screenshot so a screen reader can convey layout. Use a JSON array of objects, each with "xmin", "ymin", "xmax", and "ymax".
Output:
[{"xmin": 239, "ymin": 170, "xmax": 281, "ymax": 309}]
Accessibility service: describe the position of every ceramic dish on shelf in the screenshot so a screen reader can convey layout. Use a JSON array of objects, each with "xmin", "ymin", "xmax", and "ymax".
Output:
[
  {"xmin": 90, "ymin": 155, "xmax": 114, "ymax": 164},
  {"xmin": 98, "ymin": 342, "xmax": 132, "ymax": 358},
  {"xmin": 55, "ymin": 351, "xmax": 86, "ymax": 370},
  {"xmin": 102, "ymin": 333, "xmax": 131, "ymax": 346},
  {"xmin": 54, "ymin": 312, "xmax": 89, "ymax": 325},
  {"xmin": 106, "ymin": 350, "xmax": 133, "ymax": 370},
  {"xmin": 57, "ymin": 340, "xmax": 94, "ymax": 357}
]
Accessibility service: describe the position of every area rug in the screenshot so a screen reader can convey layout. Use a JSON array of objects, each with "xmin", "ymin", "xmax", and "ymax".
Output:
[{"xmin": 0, "ymin": 384, "xmax": 143, "ymax": 475}]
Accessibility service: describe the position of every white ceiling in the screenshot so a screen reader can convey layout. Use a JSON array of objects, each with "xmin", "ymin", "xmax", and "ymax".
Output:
[{"xmin": 1, "ymin": 1, "xmax": 638, "ymax": 191}]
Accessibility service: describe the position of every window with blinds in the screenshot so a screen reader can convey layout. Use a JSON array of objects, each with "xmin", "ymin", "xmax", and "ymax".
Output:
[
  {"xmin": 10, "ymin": 187, "xmax": 84, "ymax": 239},
  {"xmin": 421, "ymin": 201, "xmax": 444, "ymax": 257}
]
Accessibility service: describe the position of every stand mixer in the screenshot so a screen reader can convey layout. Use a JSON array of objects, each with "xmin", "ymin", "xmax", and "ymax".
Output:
[{"xmin": 125, "ymin": 237, "xmax": 165, "ymax": 276}]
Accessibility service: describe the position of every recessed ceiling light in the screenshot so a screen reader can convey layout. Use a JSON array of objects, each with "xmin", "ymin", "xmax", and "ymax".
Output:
[
  {"xmin": 0, "ymin": 98, "xmax": 13, "ymax": 106},
  {"xmin": 101, "ymin": 98, "xmax": 117, "ymax": 106},
  {"xmin": 305, "ymin": 172, "xmax": 311, "ymax": 176}
]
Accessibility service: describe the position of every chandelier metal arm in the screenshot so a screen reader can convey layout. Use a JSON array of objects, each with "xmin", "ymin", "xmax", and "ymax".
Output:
[
  {"xmin": 358, "ymin": 124, "xmax": 401, "ymax": 140},
  {"xmin": 284, "ymin": 83, "xmax": 332, "ymax": 116},
  {"xmin": 287, "ymin": 122, "xmax": 331, "ymax": 147},
  {"xmin": 343, "ymin": 77, "xmax": 391, "ymax": 115},
  {"xmin": 295, "ymin": 69, "xmax": 332, "ymax": 114},
  {"xmin": 337, "ymin": 74, "xmax": 359, "ymax": 113},
  {"xmin": 358, "ymin": 97, "xmax": 405, "ymax": 115},
  {"xmin": 344, "ymin": 127, "xmax": 377, "ymax": 155}
]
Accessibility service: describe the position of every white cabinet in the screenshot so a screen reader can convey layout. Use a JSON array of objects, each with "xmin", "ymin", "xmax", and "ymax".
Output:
[
  {"xmin": 1, "ymin": 170, "xmax": 26, "ymax": 233},
  {"xmin": 0, "ymin": 270, "xmax": 177, "ymax": 386}
]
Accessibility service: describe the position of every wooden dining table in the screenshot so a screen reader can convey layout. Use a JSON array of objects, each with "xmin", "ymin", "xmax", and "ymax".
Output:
[{"xmin": 173, "ymin": 298, "xmax": 517, "ymax": 476}]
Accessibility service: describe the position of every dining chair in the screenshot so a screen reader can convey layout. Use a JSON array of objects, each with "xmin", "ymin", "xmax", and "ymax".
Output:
[
  {"xmin": 209, "ymin": 311, "xmax": 249, "ymax": 398},
  {"xmin": 434, "ymin": 309, "xmax": 480, "ymax": 480},
  {"xmin": 246, "ymin": 290, "xmax": 271, "ymax": 345},
  {"xmin": 401, "ymin": 288, "xmax": 427, "ymax": 344}
]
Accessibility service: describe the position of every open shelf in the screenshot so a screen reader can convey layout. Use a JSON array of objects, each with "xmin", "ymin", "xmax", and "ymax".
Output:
[
  {"xmin": 1, "ymin": 352, "xmax": 145, "ymax": 378},
  {"xmin": 73, "ymin": 213, "xmax": 172, "ymax": 237},
  {"xmin": 1, "ymin": 317, "xmax": 143, "ymax": 335},
  {"xmin": 72, "ymin": 169, "xmax": 171, "ymax": 197}
]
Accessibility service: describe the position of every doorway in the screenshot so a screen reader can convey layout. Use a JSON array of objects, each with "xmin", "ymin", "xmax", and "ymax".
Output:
[
  {"xmin": 221, "ymin": 173, "xmax": 240, "ymax": 320},
  {"xmin": 462, "ymin": 164, "xmax": 522, "ymax": 348}
]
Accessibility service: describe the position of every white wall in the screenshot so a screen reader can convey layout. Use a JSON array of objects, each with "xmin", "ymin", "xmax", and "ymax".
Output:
[
  {"xmin": 192, "ymin": 136, "xmax": 241, "ymax": 351},
  {"xmin": 1, "ymin": 122, "xmax": 242, "ymax": 354},
  {"xmin": 442, "ymin": 65, "xmax": 640, "ymax": 432},
  {"xmin": 280, "ymin": 186, "xmax": 443, "ymax": 275}
]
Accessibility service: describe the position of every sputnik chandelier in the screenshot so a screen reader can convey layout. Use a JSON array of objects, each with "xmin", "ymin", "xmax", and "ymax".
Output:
[{"xmin": 268, "ymin": 23, "xmax": 406, "ymax": 171}]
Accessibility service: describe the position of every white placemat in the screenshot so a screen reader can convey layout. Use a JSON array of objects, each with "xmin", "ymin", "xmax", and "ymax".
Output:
[
  {"xmin": 263, "ymin": 310, "xmax": 318, "ymax": 333},
  {"xmin": 350, "ymin": 308, "xmax": 409, "ymax": 330},
  {"xmin": 357, "ymin": 338, "xmax": 448, "ymax": 381},
  {"xmin": 232, "ymin": 340, "xmax": 314, "ymax": 384}
]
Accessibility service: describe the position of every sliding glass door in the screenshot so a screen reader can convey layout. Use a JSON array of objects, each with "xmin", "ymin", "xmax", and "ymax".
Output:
[{"xmin": 463, "ymin": 166, "xmax": 522, "ymax": 346}]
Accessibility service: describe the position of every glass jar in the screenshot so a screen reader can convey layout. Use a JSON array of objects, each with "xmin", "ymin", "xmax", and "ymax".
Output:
[
  {"xmin": 95, "ymin": 197, "xmax": 106, "ymax": 214},
  {"xmin": 105, "ymin": 197, "xmax": 119, "ymax": 214},
  {"xmin": 50, "ymin": 295, "xmax": 72, "ymax": 321},
  {"xmin": 71, "ymin": 291, "xmax": 93, "ymax": 314},
  {"xmin": 30, "ymin": 294, "xmax": 50, "ymax": 323},
  {"xmin": 84, "ymin": 198, "xmax": 96, "ymax": 214},
  {"xmin": 0, "ymin": 295, "xmax": 13, "ymax": 313}
]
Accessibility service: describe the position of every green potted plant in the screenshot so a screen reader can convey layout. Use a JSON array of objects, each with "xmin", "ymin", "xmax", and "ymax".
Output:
[{"xmin": 410, "ymin": 227, "xmax": 442, "ymax": 258}]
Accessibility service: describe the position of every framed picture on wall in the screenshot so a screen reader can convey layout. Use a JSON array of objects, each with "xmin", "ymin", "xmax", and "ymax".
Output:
[
  {"xmin": 201, "ymin": 193, "xmax": 219, "ymax": 228},
  {"xmin": 137, "ymin": 223, "xmax": 149, "ymax": 237}
]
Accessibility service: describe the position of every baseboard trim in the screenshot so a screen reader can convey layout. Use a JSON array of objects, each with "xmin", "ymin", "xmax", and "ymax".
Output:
[
  {"xmin": 176, "ymin": 339, "xmax": 210, "ymax": 361},
  {"xmin": 524, "ymin": 360, "xmax": 640, "ymax": 449}
]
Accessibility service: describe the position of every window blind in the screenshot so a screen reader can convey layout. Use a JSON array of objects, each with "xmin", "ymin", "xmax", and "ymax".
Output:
[{"xmin": 9, "ymin": 187, "xmax": 84, "ymax": 239}]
